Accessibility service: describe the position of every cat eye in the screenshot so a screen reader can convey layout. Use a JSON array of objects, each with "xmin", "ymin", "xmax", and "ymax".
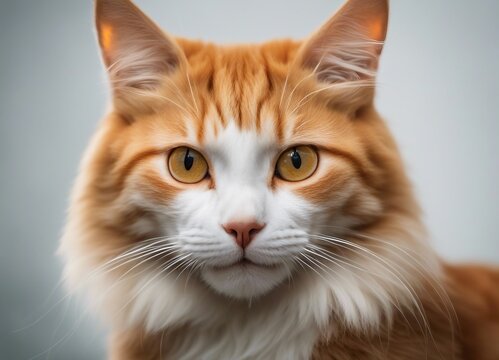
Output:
[
  {"xmin": 168, "ymin": 147, "xmax": 208, "ymax": 184},
  {"xmin": 275, "ymin": 146, "xmax": 318, "ymax": 182}
]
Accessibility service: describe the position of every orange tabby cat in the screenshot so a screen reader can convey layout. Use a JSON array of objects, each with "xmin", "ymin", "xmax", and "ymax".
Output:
[{"xmin": 60, "ymin": 0, "xmax": 499, "ymax": 358}]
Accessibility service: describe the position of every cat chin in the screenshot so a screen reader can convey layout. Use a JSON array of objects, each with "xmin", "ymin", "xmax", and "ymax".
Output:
[{"xmin": 201, "ymin": 262, "xmax": 290, "ymax": 299}]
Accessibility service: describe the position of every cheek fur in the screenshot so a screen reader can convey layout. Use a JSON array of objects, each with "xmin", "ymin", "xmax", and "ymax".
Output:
[{"xmin": 283, "ymin": 155, "xmax": 383, "ymax": 228}]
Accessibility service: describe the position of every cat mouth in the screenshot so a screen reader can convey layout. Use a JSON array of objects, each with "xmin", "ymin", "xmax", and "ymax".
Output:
[{"xmin": 211, "ymin": 258, "xmax": 279, "ymax": 271}]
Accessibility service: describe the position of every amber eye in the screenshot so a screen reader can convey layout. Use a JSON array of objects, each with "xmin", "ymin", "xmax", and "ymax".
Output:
[
  {"xmin": 168, "ymin": 147, "xmax": 208, "ymax": 184},
  {"xmin": 276, "ymin": 145, "xmax": 318, "ymax": 182}
]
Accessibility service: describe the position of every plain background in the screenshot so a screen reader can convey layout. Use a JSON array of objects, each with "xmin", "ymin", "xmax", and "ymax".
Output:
[{"xmin": 1, "ymin": 0, "xmax": 498, "ymax": 358}]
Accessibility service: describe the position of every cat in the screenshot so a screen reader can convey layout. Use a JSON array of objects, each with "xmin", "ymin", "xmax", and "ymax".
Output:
[{"xmin": 60, "ymin": 0, "xmax": 499, "ymax": 359}]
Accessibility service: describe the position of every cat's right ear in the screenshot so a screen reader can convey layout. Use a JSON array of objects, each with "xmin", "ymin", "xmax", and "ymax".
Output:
[
  {"xmin": 295, "ymin": 0, "xmax": 388, "ymax": 111},
  {"xmin": 95, "ymin": 0, "xmax": 184, "ymax": 111}
]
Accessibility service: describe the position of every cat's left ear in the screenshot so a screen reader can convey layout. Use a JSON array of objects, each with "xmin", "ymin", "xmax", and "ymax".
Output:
[{"xmin": 297, "ymin": 0, "xmax": 388, "ymax": 92}]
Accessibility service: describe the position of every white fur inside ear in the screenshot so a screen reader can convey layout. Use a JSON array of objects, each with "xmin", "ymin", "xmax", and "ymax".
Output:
[
  {"xmin": 107, "ymin": 42, "xmax": 176, "ymax": 92},
  {"xmin": 308, "ymin": 25, "xmax": 383, "ymax": 84},
  {"xmin": 314, "ymin": 40, "xmax": 382, "ymax": 83}
]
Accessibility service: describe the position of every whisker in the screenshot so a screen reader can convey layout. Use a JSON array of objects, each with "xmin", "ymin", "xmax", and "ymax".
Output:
[
  {"xmin": 298, "ymin": 253, "xmax": 335, "ymax": 284},
  {"xmin": 304, "ymin": 245, "xmax": 417, "ymax": 333},
  {"xmin": 15, "ymin": 236, "xmax": 179, "ymax": 334},
  {"xmin": 184, "ymin": 259, "xmax": 202, "ymax": 290},
  {"xmin": 36, "ymin": 249, "xmax": 185, "ymax": 358},
  {"xmin": 111, "ymin": 253, "xmax": 193, "ymax": 321},
  {"xmin": 289, "ymin": 80, "xmax": 373, "ymax": 116},
  {"xmin": 174, "ymin": 256, "xmax": 196, "ymax": 283},
  {"xmin": 185, "ymin": 70, "xmax": 200, "ymax": 115},
  {"xmin": 309, "ymin": 234, "xmax": 434, "ymax": 345},
  {"xmin": 284, "ymin": 54, "xmax": 327, "ymax": 114},
  {"xmin": 339, "ymin": 230, "xmax": 458, "ymax": 352},
  {"xmin": 279, "ymin": 69, "xmax": 291, "ymax": 110},
  {"xmin": 318, "ymin": 225, "xmax": 458, "ymax": 337},
  {"xmin": 120, "ymin": 87, "xmax": 192, "ymax": 117}
]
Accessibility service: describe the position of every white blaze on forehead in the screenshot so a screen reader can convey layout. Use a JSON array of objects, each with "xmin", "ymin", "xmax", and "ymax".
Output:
[{"xmin": 203, "ymin": 122, "xmax": 278, "ymax": 222}]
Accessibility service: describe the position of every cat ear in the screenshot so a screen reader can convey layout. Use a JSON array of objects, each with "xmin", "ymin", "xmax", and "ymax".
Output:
[
  {"xmin": 95, "ymin": 0, "xmax": 183, "ymax": 108},
  {"xmin": 298, "ymin": 0, "xmax": 388, "ymax": 85}
]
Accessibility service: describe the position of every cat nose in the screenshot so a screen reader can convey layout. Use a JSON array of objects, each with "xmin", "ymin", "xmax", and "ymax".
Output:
[{"xmin": 222, "ymin": 220, "xmax": 265, "ymax": 249}]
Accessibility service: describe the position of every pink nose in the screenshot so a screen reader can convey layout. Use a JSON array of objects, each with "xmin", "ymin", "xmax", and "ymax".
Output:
[{"xmin": 222, "ymin": 220, "xmax": 265, "ymax": 249}]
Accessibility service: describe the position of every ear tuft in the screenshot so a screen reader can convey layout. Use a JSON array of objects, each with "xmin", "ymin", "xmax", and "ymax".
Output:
[
  {"xmin": 299, "ymin": 0, "xmax": 388, "ymax": 84},
  {"xmin": 95, "ymin": 0, "xmax": 182, "ymax": 101}
]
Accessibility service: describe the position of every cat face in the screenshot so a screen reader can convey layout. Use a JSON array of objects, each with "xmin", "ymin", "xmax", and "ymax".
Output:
[
  {"xmin": 89, "ymin": 1, "xmax": 387, "ymax": 296},
  {"xmin": 62, "ymin": 0, "xmax": 438, "ymax": 330},
  {"xmin": 103, "ymin": 62, "xmax": 384, "ymax": 299}
]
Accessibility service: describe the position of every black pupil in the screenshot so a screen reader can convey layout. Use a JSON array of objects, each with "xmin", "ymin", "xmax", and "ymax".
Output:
[
  {"xmin": 184, "ymin": 149, "xmax": 194, "ymax": 171},
  {"xmin": 291, "ymin": 148, "xmax": 301, "ymax": 169}
]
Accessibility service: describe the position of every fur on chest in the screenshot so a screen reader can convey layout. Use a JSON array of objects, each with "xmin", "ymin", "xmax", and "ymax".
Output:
[{"xmin": 162, "ymin": 320, "xmax": 320, "ymax": 360}]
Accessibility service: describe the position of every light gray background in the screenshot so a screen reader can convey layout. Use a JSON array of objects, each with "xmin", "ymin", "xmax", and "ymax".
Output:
[{"xmin": 1, "ymin": 0, "xmax": 498, "ymax": 358}]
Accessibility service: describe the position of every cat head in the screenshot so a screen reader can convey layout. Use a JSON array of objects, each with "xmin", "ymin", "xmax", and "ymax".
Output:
[{"xmin": 61, "ymin": 0, "xmax": 438, "ymax": 331}]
